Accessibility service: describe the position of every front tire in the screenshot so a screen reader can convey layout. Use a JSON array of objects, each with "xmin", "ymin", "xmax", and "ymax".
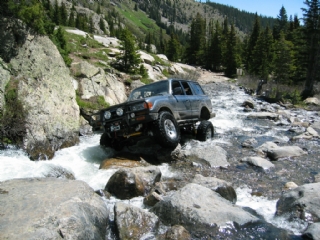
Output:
[
  {"xmin": 153, "ymin": 111, "xmax": 181, "ymax": 148},
  {"xmin": 196, "ymin": 120, "xmax": 214, "ymax": 141}
]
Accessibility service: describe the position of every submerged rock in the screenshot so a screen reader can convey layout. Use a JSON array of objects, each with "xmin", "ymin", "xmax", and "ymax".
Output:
[
  {"xmin": 0, "ymin": 178, "xmax": 109, "ymax": 240},
  {"xmin": 276, "ymin": 182, "xmax": 320, "ymax": 222},
  {"xmin": 241, "ymin": 156, "xmax": 275, "ymax": 170}
]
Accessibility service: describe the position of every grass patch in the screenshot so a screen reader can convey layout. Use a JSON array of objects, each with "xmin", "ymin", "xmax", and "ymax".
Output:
[{"xmin": 76, "ymin": 94, "xmax": 110, "ymax": 110}]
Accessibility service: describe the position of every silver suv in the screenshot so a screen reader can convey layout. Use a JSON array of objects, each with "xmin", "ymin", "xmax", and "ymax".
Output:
[{"xmin": 99, "ymin": 79, "xmax": 215, "ymax": 150}]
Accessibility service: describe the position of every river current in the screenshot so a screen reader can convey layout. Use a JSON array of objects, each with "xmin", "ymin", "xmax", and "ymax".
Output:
[{"xmin": 1, "ymin": 82, "xmax": 319, "ymax": 239}]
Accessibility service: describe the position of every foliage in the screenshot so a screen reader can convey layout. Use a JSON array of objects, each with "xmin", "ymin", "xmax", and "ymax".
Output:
[
  {"xmin": 0, "ymin": 80, "xmax": 27, "ymax": 149},
  {"xmin": 50, "ymin": 27, "xmax": 72, "ymax": 66},
  {"xmin": 117, "ymin": 28, "xmax": 141, "ymax": 73},
  {"xmin": 76, "ymin": 94, "xmax": 109, "ymax": 110}
]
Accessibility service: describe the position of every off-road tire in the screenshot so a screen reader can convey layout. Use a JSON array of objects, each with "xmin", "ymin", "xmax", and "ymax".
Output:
[
  {"xmin": 196, "ymin": 120, "xmax": 214, "ymax": 141},
  {"xmin": 153, "ymin": 111, "xmax": 181, "ymax": 148}
]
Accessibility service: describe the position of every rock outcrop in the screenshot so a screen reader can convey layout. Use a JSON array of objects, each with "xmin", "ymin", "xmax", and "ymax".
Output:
[
  {"xmin": 9, "ymin": 34, "xmax": 80, "ymax": 160},
  {"xmin": 0, "ymin": 178, "xmax": 109, "ymax": 240},
  {"xmin": 0, "ymin": 59, "xmax": 10, "ymax": 112}
]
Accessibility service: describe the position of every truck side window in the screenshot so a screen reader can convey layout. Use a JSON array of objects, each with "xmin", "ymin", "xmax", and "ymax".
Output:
[
  {"xmin": 190, "ymin": 82, "xmax": 205, "ymax": 95},
  {"xmin": 172, "ymin": 81, "xmax": 183, "ymax": 95},
  {"xmin": 181, "ymin": 82, "xmax": 193, "ymax": 95}
]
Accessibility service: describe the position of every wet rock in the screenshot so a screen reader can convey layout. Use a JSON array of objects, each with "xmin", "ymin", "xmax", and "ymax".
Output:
[
  {"xmin": 105, "ymin": 166, "xmax": 161, "ymax": 199},
  {"xmin": 99, "ymin": 152, "xmax": 151, "ymax": 169},
  {"xmin": 182, "ymin": 142, "xmax": 229, "ymax": 168},
  {"xmin": 43, "ymin": 165, "xmax": 75, "ymax": 180},
  {"xmin": 114, "ymin": 202, "xmax": 159, "ymax": 240},
  {"xmin": 192, "ymin": 174, "xmax": 237, "ymax": 203},
  {"xmin": 241, "ymin": 156, "xmax": 275, "ymax": 170},
  {"xmin": 276, "ymin": 182, "xmax": 320, "ymax": 222},
  {"xmin": 247, "ymin": 112, "xmax": 279, "ymax": 120},
  {"xmin": 0, "ymin": 178, "xmax": 109, "ymax": 240},
  {"xmin": 256, "ymin": 141, "xmax": 307, "ymax": 160},
  {"xmin": 315, "ymin": 173, "xmax": 320, "ymax": 183},
  {"xmin": 302, "ymin": 222, "xmax": 320, "ymax": 240},
  {"xmin": 241, "ymin": 100, "xmax": 255, "ymax": 109},
  {"xmin": 144, "ymin": 182, "xmax": 166, "ymax": 206},
  {"xmin": 292, "ymin": 126, "xmax": 319, "ymax": 140},
  {"xmin": 152, "ymin": 183, "xmax": 258, "ymax": 234},
  {"xmin": 241, "ymin": 138, "xmax": 258, "ymax": 148},
  {"xmin": 162, "ymin": 225, "xmax": 191, "ymax": 240}
]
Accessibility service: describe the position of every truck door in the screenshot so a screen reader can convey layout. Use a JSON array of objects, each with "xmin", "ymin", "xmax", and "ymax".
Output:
[{"xmin": 171, "ymin": 80, "xmax": 191, "ymax": 119}]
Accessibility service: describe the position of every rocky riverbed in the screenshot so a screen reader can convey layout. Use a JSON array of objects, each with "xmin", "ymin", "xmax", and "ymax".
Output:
[{"xmin": 1, "ymin": 80, "xmax": 320, "ymax": 239}]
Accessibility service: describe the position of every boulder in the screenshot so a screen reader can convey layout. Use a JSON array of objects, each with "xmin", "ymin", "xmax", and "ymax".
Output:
[
  {"xmin": 276, "ymin": 182, "xmax": 320, "ymax": 222},
  {"xmin": 138, "ymin": 50, "xmax": 155, "ymax": 65},
  {"xmin": 304, "ymin": 97, "xmax": 320, "ymax": 106},
  {"xmin": 0, "ymin": 59, "xmax": 10, "ymax": 112},
  {"xmin": 99, "ymin": 152, "xmax": 151, "ymax": 169},
  {"xmin": 241, "ymin": 100, "xmax": 255, "ymax": 109},
  {"xmin": 114, "ymin": 202, "xmax": 159, "ymax": 240},
  {"xmin": 302, "ymin": 222, "xmax": 320, "ymax": 240},
  {"xmin": 241, "ymin": 138, "xmax": 258, "ymax": 148},
  {"xmin": 183, "ymin": 142, "xmax": 229, "ymax": 168},
  {"xmin": 152, "ymin": 183, "xmax": 258, "ymax": 234},
  {"xmin": 256, "ymin": 141, "xmax": 307, "ymax": 160},
  {"xmin": 105, "ymin": 166, "xmax": 161, "ymax": 199},
  {"xmin": 0, "ymin": 178, "xmax": 109, "ymax": 240},
  {"xmin": 10, "ymin": 34, "xmax": 80, "ymax": 160},
  {"xmin": 192, "ymin": 174, "xmax": 237, "ymax": 203},
  {"xmin": 241, "ymin": 156, "xmax": 275, "ymax": 170},
  {"xmin": 282, "ymin": 182, "xmax": 298, "ymax": 191}
]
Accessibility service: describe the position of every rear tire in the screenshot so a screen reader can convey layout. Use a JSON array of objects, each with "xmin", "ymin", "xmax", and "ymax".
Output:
[
  {"xmin": 153, "ymin": 111, "xmax": 181, "ymax": 148},
  {"xmin": 196, "ymin": 120, "xmax": 214, "ymax": 141}
]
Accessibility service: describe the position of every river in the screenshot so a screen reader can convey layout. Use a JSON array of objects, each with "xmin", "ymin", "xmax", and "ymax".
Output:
[{"xmin": 1, "ymin": 81, "xmax": 319, "ymax": 239}]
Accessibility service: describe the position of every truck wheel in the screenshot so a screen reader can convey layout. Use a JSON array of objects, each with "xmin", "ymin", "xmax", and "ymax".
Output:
[
  {"xmin": 196, "ymin": 120, "xmax": 214, "ymax": 141},
  {"xmin": 154, "ymin": 111, "xmax": 181, "ymax": 148}
]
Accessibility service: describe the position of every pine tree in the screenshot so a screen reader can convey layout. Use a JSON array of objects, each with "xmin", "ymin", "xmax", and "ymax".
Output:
[
  {"xmin": 209, "ymin": 20, "xmax": 223, "ymax": 71},
  {"xmin": 224, "ymin": 24, "xmax": 239, "ymax": 77},
  {"xmin": 118, "ymin": 28, "xmax": 140, "ymax": 72},
  {"xmin": 301, "ymin": 0, "xmax": 320, "ymax": 98},
  {"xmin": 60, "ymin": 2, "xmax": 67, "ymax": 26},
  {"xmin": 68, "ymin": 11, "xmax": 75, "ymax": 27},
  {"xmin": 166, "ymin": 33, "xmax": 180, "ymax": 62},
  {"xmin": 246, "ymin": 14, "xmax": 261, "ymax": 74},
  {"xmin": 273, "ymin": 6, "xmax": 288, "ymax": 40}
]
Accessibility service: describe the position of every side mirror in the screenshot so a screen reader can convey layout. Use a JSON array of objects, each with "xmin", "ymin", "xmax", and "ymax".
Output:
[{"xmin": 173, "ymin": 87, "xmax": 183, "ymax": 95}]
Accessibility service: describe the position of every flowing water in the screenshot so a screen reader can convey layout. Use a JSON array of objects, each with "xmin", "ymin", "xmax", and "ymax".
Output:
[{"xmin": 1, "ymin": 82, "xmax": 320, "ymax": 239}]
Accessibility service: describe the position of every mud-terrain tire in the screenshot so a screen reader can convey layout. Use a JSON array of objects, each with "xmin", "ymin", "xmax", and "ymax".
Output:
[
  {"xmin": 153, "ymin": 111, "xmax": 181, "ymax": 148},
  {"xmin": 100, "ymin": 133, "xmax": 124, "ymax": 151},
  {"xmin": 196, "ymin": 120, "xmax": 214, "ymax": 141}
]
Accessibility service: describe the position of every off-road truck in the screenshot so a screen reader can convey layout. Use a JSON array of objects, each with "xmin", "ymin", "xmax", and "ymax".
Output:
[{"xmin": 99, "ymin": 79, "xmax": 215, "ymax": 150}]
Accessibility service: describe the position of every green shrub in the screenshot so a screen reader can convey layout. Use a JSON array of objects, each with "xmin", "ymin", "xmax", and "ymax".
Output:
[{"xmin": 76, "ymin": 93, "xmax": 109, "ymax": 110}]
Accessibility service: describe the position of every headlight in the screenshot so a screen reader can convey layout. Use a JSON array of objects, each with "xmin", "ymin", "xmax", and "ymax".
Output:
[
  {"xmin": 104, "ymin": 111, "xmax": 111, "ymax": 119},
  {"xmin": 116, "ymin": 108, "xmax": 124, "ymax": 116}
]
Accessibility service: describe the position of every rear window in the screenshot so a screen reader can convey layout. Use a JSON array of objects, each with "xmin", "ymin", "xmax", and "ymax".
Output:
[{"xmin": 190, "ymin": 82, "xmax": 205, "ymax": 95}]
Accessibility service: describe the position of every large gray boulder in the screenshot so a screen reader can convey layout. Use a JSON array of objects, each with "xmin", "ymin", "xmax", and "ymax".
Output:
[
  {"xmin": 302, "ymin": 222, "xmax": 320, "ymax": 240},
  {"xmin": 191, "ymin": 174, "xmax": 237, "ymax": 203},
  {"xmin": 183, "ymin": 142, "xmax": 229, "ymax": 167},
  {"xmin": 152, "ymin": 183, "xmax": 258, "ymax": 234},
  {"xmin": 114, "ymin": 202, "xmax": 159, "ymax": 239},
  {"xmin": 0, "ymin": 58, "xmax": 10, "ymax": 112},
  {"xmin": 10, "ymin": 34, "xmax": 80, "ymax": 160},
  {"xmin": 72, "ymin": 61, "xmax": 127, "ymax": 105},
  {"xmin": 276, "ymin": 182, "xmax": 320, "ymax": 222},
  {"xmin": 0, "ymin": 178, "xmax": 109, "ymax": 240}
]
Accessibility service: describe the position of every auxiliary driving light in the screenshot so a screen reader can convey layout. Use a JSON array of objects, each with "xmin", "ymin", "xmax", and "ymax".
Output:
[
  {"xmin": 116, "ymin": 108, "xmax": 124, "ymax": 116},
  {"xmin": 104, "ymin": 111, "xmax": 111, "ymax": 119}
]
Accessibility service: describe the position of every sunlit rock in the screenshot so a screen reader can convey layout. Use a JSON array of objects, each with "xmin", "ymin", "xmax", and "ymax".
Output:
[
  {"xmin": 241, "ymin": 156, "xmax": 275, "ymax": 170},
  {"xmin": 114, "ymin": 202, "xmax": 159, "ymax": 240},
  {"xmin": 192, "ymin": 174, "xmax": 237, "ymax": 203},
  {"xmin": 0, "ymin": 178, "xmax": 109, "ymax": 239},
  {"xmin": 302, "ymin": 222, "xmax": 320, "ymax": 240}
]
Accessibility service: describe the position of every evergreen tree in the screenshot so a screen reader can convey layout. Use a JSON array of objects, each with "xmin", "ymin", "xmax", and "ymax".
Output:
[
  {"xmin": 99, "ymin": 17, "xmax": 106, "ymax": 34},
  {"xmin": 68, "ymin": 11, "xmax": 75, "ymax": 27},
  {"xmin": 186, "ymin": 13, "xmax": 206, "ymax": 65},
  {"xmin": 209, "ymin": 20, "xmax": 223, "ymax": 71},
  {"xmin": 60, "ymin": 2, "xmax": 68, "ymax": 26},
  {"xmin": 166, "ymin": 33, "xmax": 180, "ymax": 62},
  {"xmin": 89, "ymin": 16, "xmax": 94, "ymax": 33},
  {"xmin": 224, "ymin": 24, "xmax": 239, "ymax": 77},
  {"xmin": 301, "ymin": 0, "xmax": 320, "ymax": 98},
  {"xmin": 53, "ymin": 0, "xmax": 61, "ymax": 25},
  {"xmin": 118, "ymin": 28, "xmax": 140, "ymax": 72},
  {"xmin": 246, "ymin": 14, "xmax": 261, "ymax": 74},
  {"xmin": 273, "ymin": 6, "xmax": 288, "ymax": 40},
  {"xmin": 273, "ymin": 32, "xmax": 295, "ymax": 84}
]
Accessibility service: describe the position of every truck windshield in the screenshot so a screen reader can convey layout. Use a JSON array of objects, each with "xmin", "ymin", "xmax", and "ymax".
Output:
[{"xmin": 128, "ymin": 81, "xmax": 169, "ymax": 101}]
